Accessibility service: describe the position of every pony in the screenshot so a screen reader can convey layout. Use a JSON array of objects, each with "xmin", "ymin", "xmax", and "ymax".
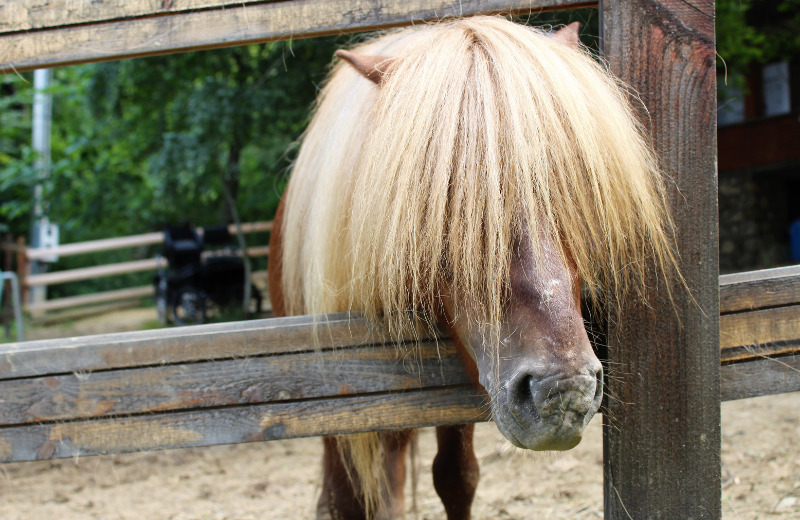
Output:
[{"xmin": 267, "ymin": 16, "xmax": 679, "ymax": 519}]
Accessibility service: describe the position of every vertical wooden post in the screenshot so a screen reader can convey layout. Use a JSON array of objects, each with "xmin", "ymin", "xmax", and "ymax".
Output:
[
  {"xmin": 600, "ymin": 0, "xmax": 720, "ymax": 518},
  {"xmin": 16, "ymin": 236, "xmax": 29, "ymax": 305},
  {"xmin": 1, "ymin": 234, "xmax": 10, "ymax": 338}
]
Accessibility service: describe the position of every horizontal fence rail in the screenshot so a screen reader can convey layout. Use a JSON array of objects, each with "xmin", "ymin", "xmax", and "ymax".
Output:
[
  {"xmin": 23, "ymin": 222, "xmax": 273, "ymax": 261},
  {"xmin": 0, "ymin": 0, "xmax": 596, "ymax": 74},
  {"xmin": 0, "ymin": 314, "xmax": 489, "ymax": 462},
  {"xmin": 0, "ymin": 266, "xmax": 797, "ymax": 463},
  {"xmin": 719, "ymin": 265, "xmax": 800, "ymax": 401},
  {"xmin": 23, "ymin": 285, "xmax": 155, "ymax": 313},
  {"xmin": 25, "ymin": 247, "xmax": 270, "ymax": 287}
]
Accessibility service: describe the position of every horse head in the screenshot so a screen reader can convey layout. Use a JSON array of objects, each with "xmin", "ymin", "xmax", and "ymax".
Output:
[
  {"xmin": 337, "ymin": 21, "xmax": 601, "ymax": 452},
  {"xmin": 439, "ymin": 226, "xmax": 602, "ymax": 450}
]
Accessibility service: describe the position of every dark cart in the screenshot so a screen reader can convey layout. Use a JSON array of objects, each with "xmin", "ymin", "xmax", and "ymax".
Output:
[{"xmin": 154, "ymin": 224, "xmax": 262, "ymax": 325}]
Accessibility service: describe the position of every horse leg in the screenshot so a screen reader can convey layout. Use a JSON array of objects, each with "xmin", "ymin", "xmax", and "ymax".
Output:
[
  {"xmin": 318, "ymin": 430, "xmax": 415, "ymax": 520},
  {"xmin": 433, "ymin": 424, "xmax": 479, "ymax": 520},
  {"xmin": 318, "ymin": 436, "xmax": 365, "ymax": 520},
  {"xmin": 381, "ymin": 429, "xmax": 416, "ymax": 517}
]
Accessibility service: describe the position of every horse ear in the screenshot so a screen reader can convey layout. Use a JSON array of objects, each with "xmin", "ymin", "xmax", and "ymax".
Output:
[
  {"xmin": 335, "ymin": 49, "xmax": 395, "ymax": 85},
  {"xmin": 551, "ymin": 22, "xmax": 581, "ymax": 49}
]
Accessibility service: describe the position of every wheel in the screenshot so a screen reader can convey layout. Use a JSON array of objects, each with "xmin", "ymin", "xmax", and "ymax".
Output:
[
  {"xmin": 251, "ymin": 285, "xmax": 263, "ymax": 314},
  {"xmin": 172, "ymin": 286, "xmax": 207, "ymax": 326},
  {"xmin": 155, "ymin": 279, "xmax": 169, "ymax": 324}
]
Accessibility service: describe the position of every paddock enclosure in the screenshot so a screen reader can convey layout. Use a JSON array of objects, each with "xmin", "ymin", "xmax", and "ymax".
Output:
[{"xmin": 0, "ymin": 1, "xmax": 796, "ymax": 518}]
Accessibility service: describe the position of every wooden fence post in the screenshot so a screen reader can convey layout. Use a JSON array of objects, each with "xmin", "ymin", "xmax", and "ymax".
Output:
[
  {"xmin": 15, "ymin": 236, "xmax": 28, "ymax": 305},
  {"xmin": 1, "ymin": 234, "xmax": 11, "ymax": 337},
  {"xmin": 600, "ymin": 0, "xmax": 720, "ymax": 518}
]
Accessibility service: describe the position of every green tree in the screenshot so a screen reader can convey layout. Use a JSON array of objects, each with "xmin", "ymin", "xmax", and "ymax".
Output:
[
  {"xmin": 74, "ymin": 38, "xmax": 338, "ymax": 234},
  {"xmin": 2, "ymin": 38, "xmax": 341, "ymax": 297},
  {"xmin": 0, "ymin": 72, "xmax": 35, "ymax": 236},
  {"xmin": 717, "ymin": 0, "xmax": 800, "ymax": 76}
]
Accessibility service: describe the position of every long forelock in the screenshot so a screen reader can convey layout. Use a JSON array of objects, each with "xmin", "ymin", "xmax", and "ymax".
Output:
[{"xmin": 282, "ymin": 15, "xmax": 679, "ymax": 339}]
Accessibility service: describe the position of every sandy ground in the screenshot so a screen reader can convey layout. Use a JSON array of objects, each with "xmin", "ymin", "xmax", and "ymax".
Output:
[{"xmin": 1, "ymin": 309, "xmax": 798, "ymax": 519}]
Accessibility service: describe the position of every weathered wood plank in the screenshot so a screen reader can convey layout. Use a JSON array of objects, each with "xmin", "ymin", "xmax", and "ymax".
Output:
[
  {"xmin": 0, "ymin": 341, "xmax": 469, "ymax": 426},
  {"xmin": 1, "ymin": 0, "xmax": 269, "ymax": 32},
  {"xmin": 0, "ymin": 314, "xmax": 409, "ymax": 379},
  {"xmin": 720, "ymin": 305, "xmax": 800, "ymax": 362},
  {"xmin": 720, "ymin": 265, "xmax": 800, "ymax": 314},
  {"xmin": 721, "ymin": 341, "xmax": 800, "ymax": 365},
  {"xmin": 7, "ymin": 272, "xmax": 797, "ymax": 379},
  {"xmin": 0, "ymin": 291, "xmax": 798, "ymax": 464},
  {"xmin": 718, "ymin": 266, "xmax": 800, "ymax": 363},
  {"xmin": 720, "ymin": 354, "xmax": 800, "ymax": 401},
  {"xmin": 0, "ymin": 344, "xmax": 794, "ymax": 464},
  {"xmin": 601, "ymin": 0, "xmax": 720, "ymax": 517},
  {"xmin": 3, "ymin": 264, "xmax": 799, "ymax": 467},
  {"xmin": 0, "ymin": 0, "xmax": 594, "ymax": 74},
  {"xmin": 0, "ymin": 387, "xmax": 489, "ymax": 463},
  {"xmin": 5, "ymin": 275, "xmax": 797, "ymax": 376}
]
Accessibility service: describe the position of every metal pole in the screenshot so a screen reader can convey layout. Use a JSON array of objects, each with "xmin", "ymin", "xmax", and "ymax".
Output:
[{"xmin": 30, "ymin": 68, "xmax": 53, "ymax": 307}]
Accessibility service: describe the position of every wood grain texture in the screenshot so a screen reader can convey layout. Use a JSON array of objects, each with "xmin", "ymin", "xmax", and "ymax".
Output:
[
  {"xmin": 0, "ymin": 387, "xmax": 489, "ymax": 463},
  {"xmin": 0, "ymin": 314, "xmax": 440, "ymax": 379},
  {"xmin": 720, "ymin": 305, "xmax": 800, "ymax": 359},
  {"xmin": 719, "ymin": 266, "xmax": 800, "ymax": 363},
  {"xmin": 0, "ymin": 286, "xmax": 798, "ymax": 464},
  {"xmin": 601, "ymin": 0, "xmax": 720, "ymax": 518},
  {"xmin": 720, "ymin": 354, "xmax": 800, "ymax": 401},
  {"xmin": 0, "ymin": 0, "xmax": 594, "ymax": 73},
  {"xmin": 1, "ymin": 1, "xmax": 269, "ymax": 32},
  {"xmin": 0, "ymin": 313, "xmax": 484, "ymax": 463},
  {"xmin": 719, "ymin": 265, "xmax": 800, "ymax": 314},
  {"xmin": 6, "ymin": 268, "xmax": 798, "ymax": 377},
  {"xmin": 0, "ymin": 341, "xmax": 470, "ymax": 426}
]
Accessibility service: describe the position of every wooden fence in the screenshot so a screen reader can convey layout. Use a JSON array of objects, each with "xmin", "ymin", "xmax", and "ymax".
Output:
[
  {"xmin": 0, "ymin": 0, "xmax": 784, "ymax": 518},
  {"xmin": 0, "ymin": 222, "xmax": 272, "ymax": 316},
  {"xmin": 0, "ymin": 266, "xmax": 798, "ymax": 463}
]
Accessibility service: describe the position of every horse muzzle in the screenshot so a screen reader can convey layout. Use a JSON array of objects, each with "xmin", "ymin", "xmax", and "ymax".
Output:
[{"xmin": 491, "ymin": 361, "xmax": 603, "ymax": 451}]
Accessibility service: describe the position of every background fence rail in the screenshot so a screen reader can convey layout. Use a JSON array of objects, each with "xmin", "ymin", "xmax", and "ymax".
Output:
[{"xmin": 0, "ymin": 222, "xmax": 272, "ymax": 317}]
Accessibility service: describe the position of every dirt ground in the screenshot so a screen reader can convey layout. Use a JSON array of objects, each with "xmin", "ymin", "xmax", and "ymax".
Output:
[{"xmin": 1, "ymin": 309, "xmax": 798, "ymax": 519}]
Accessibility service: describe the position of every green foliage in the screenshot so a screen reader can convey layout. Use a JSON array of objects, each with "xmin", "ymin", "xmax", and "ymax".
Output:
[
  {"xmin": 3, "ymin": 39, "xmax": 338, "ymax": 240},
  {"xmin": 717, "ymin": 0, "xmax": 800, "ymax": 76},
  {"xmin": 2, "ymin": 38, "xmax": 340, "ymax": 297},
  {"xmin": 58, "ymin": 38, "xmax": 337, "ymax": 240},
  {"xmin": 0, "ymin": 72, "xmax": 35, "ymax": 235},
  {"xmin": 517, "ymin": 8, "xmax": 600, "ymax": 52}
]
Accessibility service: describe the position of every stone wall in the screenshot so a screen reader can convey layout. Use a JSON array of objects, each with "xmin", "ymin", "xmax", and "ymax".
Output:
[{"xmin": 718, "ymin": 170, "xmax": 796, "ymax": 273}]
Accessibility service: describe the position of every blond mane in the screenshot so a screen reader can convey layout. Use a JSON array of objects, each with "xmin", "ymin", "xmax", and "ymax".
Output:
[
  {"xmin": 282, "ymin": 16, "xmax": 677, "ymax": 336},
  {"xmin": 279, "ymin": 17, "xmax": 679, "ymax": 516}
]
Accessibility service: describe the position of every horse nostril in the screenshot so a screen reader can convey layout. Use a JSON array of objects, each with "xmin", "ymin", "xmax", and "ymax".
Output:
[
  {"xmin": 512, "ymin": 374, "xmax": 541, "ymax": 420},
  {"xmin": 593, "ymin": 365, "xmax": 604, "ymax": 403}
]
